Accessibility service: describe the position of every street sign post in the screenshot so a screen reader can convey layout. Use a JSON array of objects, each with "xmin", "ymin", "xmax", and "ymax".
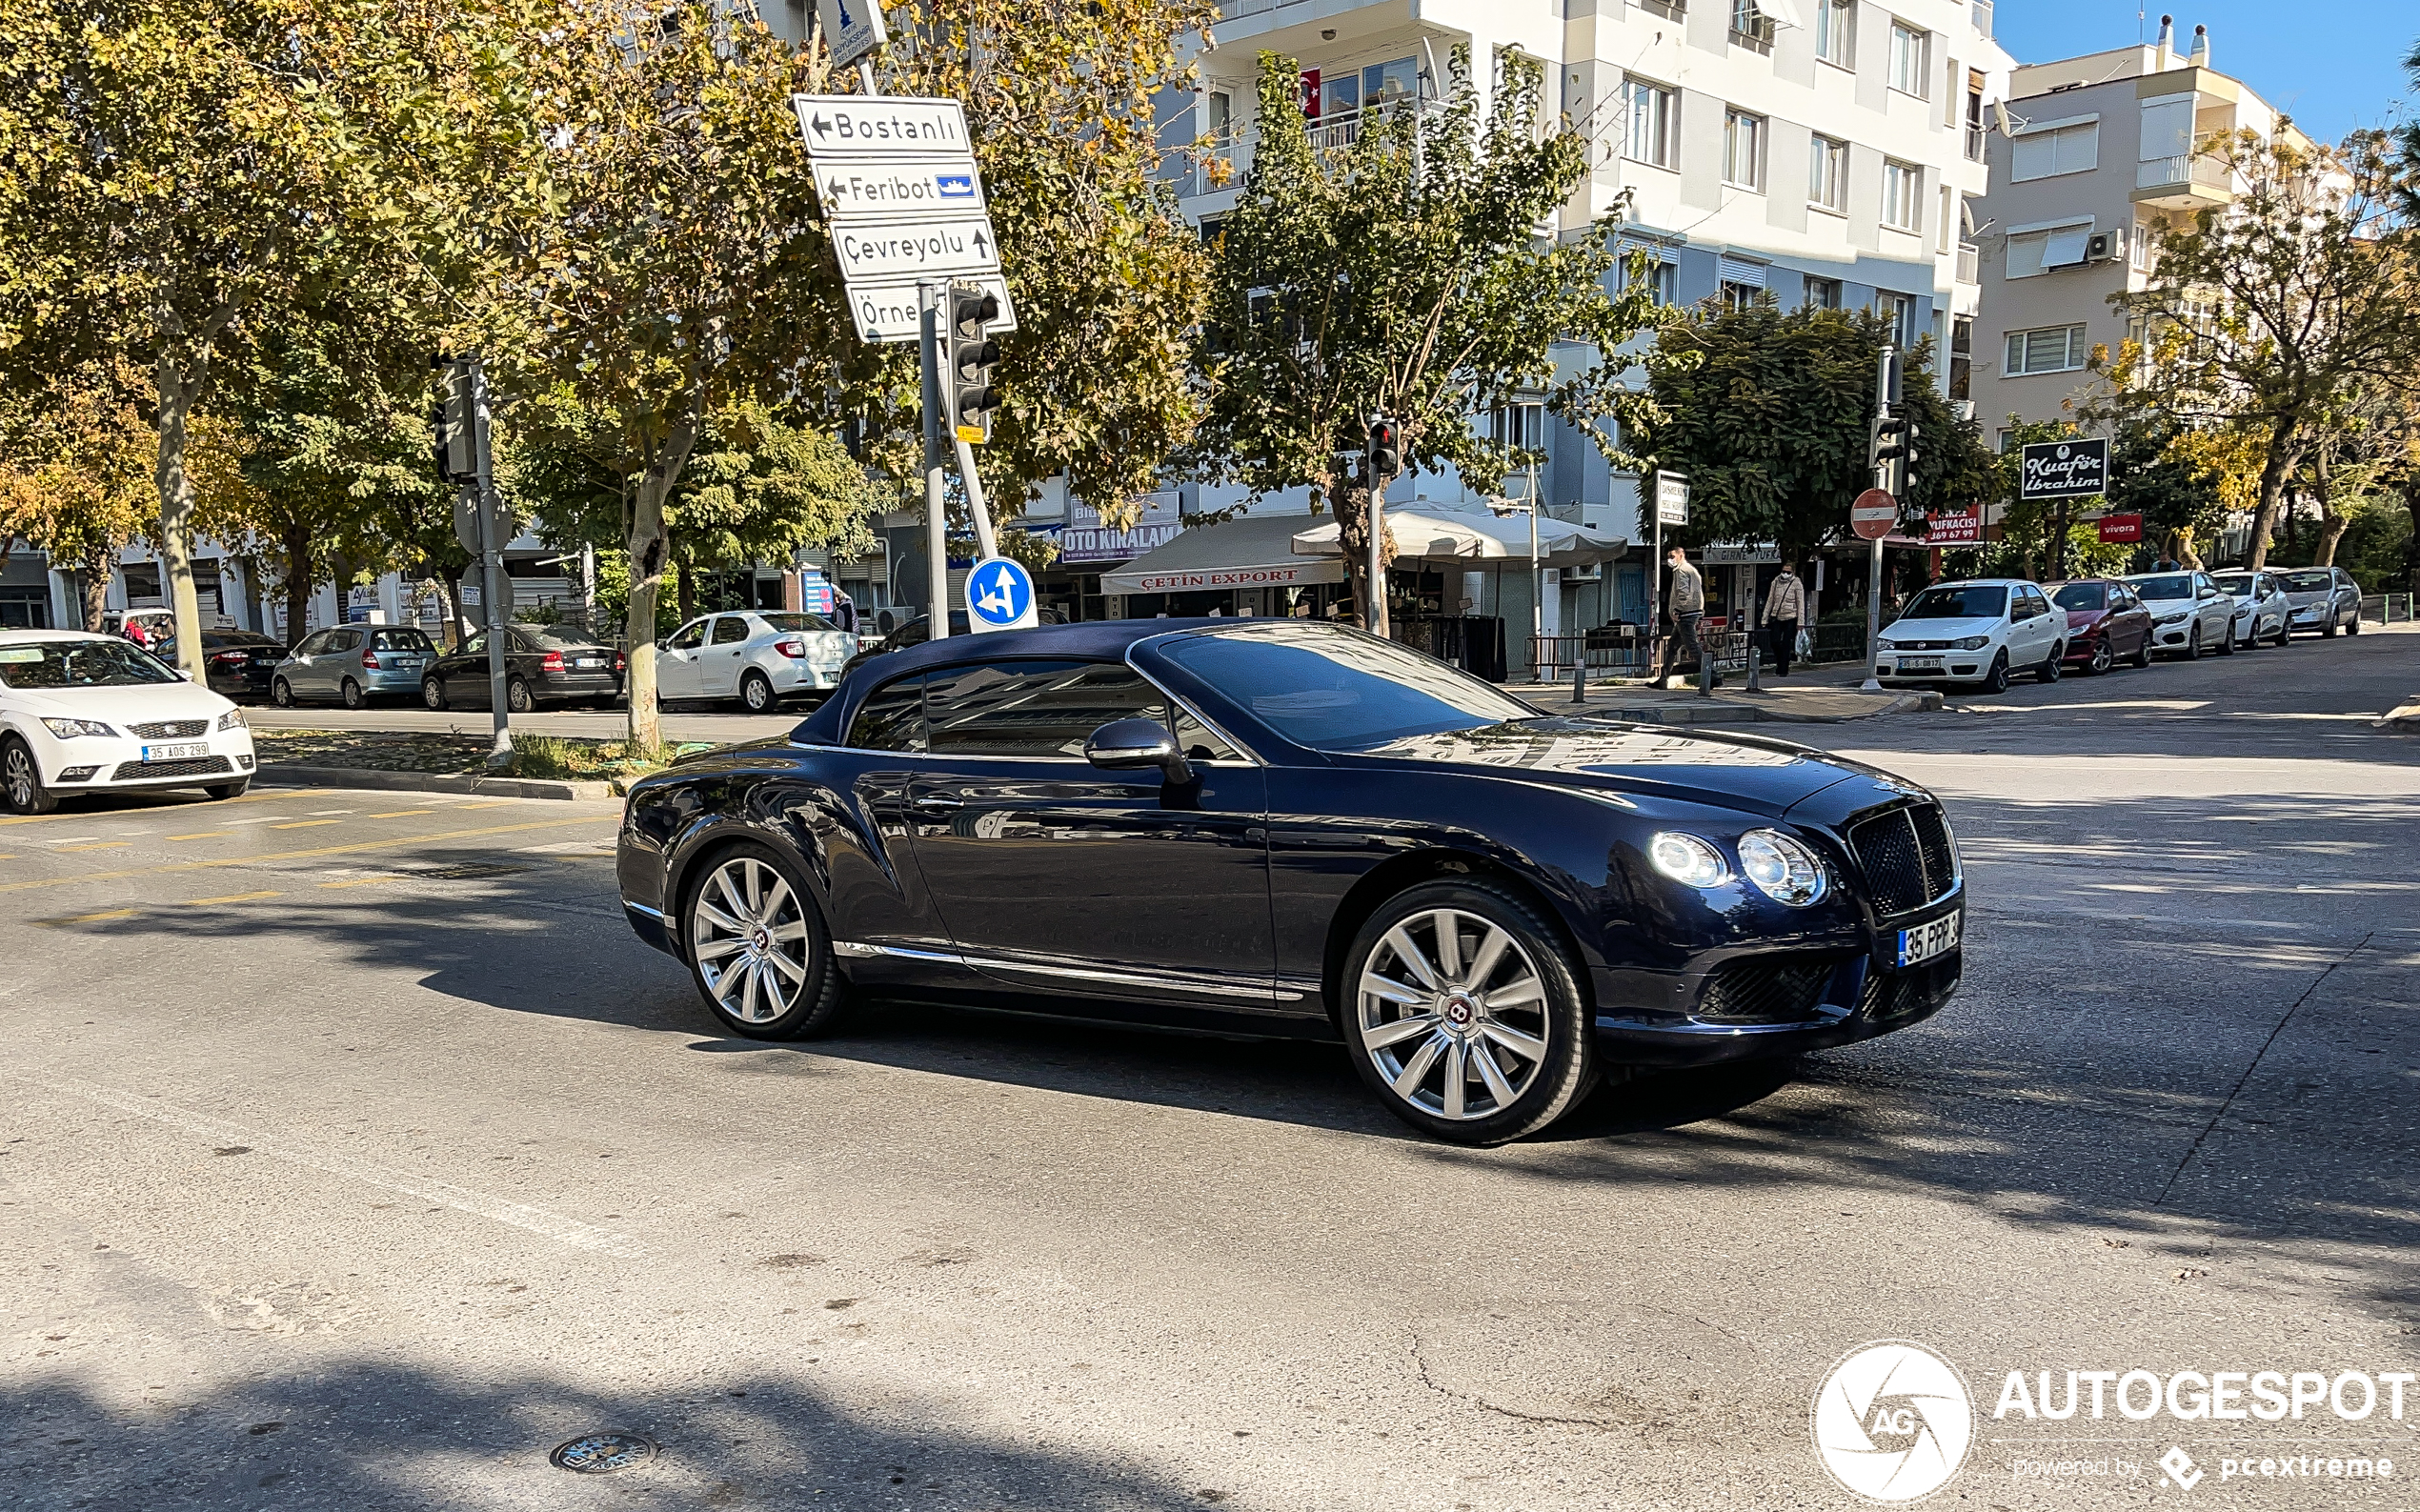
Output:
[
  {"xmin": 432, "ymin": 353, "xmax": 514, "ymax": 767},
  {"xmin": 813, "ymin": 0, "xmax": 888, "ymax": 71},
  {"xmin": 964, "ymin": 555, "xmax": 1038, "ymax": 633}
]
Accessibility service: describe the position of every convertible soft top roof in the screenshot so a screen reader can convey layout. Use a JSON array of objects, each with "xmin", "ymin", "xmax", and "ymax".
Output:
[{"xmin": 790, "ymin": 617, "xmax": 1243, "ymax": 744}]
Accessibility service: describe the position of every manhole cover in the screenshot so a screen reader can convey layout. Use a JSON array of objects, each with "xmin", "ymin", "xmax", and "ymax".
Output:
[{"xmin": 550, "ymin": 1432, "xmax": 657, "ymax": 1474}]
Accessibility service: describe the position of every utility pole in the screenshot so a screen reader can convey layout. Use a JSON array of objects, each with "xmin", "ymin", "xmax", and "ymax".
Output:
[
  {"xmin": 435, "ymin": 353, "xmax": 513, "ymax": 768},
  {"xmin": 918, "ymin": 284, "xmax": 951, "ymax": 640},
  {"xmin": 1365, "ymin": 418, "xmax": 1401, "ymax": 637}
]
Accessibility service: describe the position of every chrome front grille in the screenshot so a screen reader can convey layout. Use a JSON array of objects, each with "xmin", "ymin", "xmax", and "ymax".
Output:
[
  {"xmin": 127, "ymin": 719, "xmax": 209, "ymax": 739},
  {"xmin": 1848, "ymin": 804, "xmax": 1959, "ymax": 915}
]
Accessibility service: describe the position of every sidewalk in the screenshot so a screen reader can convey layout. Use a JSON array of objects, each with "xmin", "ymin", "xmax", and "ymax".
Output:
[{"xmin": 1507, "ymin": 661, "xmax": 1941, "ymax": 724}]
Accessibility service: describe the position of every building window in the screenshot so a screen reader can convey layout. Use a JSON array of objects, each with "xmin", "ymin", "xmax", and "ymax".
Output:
[
  {"xmin": 1808, "ymin": 134, "xmax": 1848, "ymax": 212},
  {"xmin": 1882, "ymin": 159, "xmax": 1920, "ymax": 232},
  {"xmin": 2005, "ymin": 222, "xmax": 2092, "ymax": 279},
  {"xmin": 1876, "ymin": 292, "xmax": 1918, "ymax": 349},
  {"xmin": 2004, "ymin": 324, "xmax": 2090, "ymax": 375},
  {"xmin": 1724, "ymin": 108, "xmax": 1765, "ymax": 192},
  {"xmin": 1729, "ymin": 0, "xmax": 1776, "ymax": 48},
  {"xmin": 2010, "ymin": 120, "xmax": 2099, "ymax": 181},
  {"xmin": 1804, "ymin": 275, "xmax": 1844, "ymax": 310},
  {"xmin": 1816, "ymin": 0, "xmax": 1854, "ymax": 68},
  {"xmin": 1888, "ymin": 21, "xmax": 1929, "ymax": 97},
  {"xmin": 1720, "ymin": 280, "xmax": 1764, "ymax": 312},
  {"xmin": 1623, "ymin": 78, "xmax": 1678, "ymax": 170},
  {"xmin": 1494, "ymin": 402, "xmax": 1547, "ymax": 453},
  {"xmin": 1623, "ymin": 253, "xmax": 1678, "ymax": 305}
]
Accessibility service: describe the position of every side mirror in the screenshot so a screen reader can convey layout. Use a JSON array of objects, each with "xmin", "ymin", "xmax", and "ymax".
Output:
[
  {"xmin": 1084, "ymin": 717, "xmax": 1193, "ymax": 786},
  {"xmin": 176, "ymin": 669, "xmax": 194, "ymax": 681}
]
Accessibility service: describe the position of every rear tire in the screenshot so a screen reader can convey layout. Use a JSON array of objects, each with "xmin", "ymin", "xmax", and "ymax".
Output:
[
  {"xmin": 2216, "ymin": 620, "xmax": 2237, "ymax": 655},
  {"xmin": 681, "ymin": 842, "xmax": 848, "ymax": 1039},
  {"xmin": 422, "ymin": 676, "xmax": 448, "ymax": 711},
  {"xmin": 341, "ymin": 677, "xmax": 365, "ymax": 710},
  {"xmin": 739, "ymin": 670, "xmax": 775, "ymax": 714},
  {"xmin": 203, "ymin": 779, "xmax": 250, "ymax": 801},
  {"xmin": 1340, "ymin": 878, "xmax": 1597, "ymax": 1145},
  {"xmin": 506, "ymin": 677, "xmax": 534, "ymax": 713},
  {"xmin": 1, "ymin": 736, "xmax": 57, "ymax": 816}
]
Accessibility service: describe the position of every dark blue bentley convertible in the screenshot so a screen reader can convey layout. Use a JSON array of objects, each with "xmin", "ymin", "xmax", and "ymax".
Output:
[{"xmin": 617, "ymin": 619, "xmax": 1963, "ymax": 1142}]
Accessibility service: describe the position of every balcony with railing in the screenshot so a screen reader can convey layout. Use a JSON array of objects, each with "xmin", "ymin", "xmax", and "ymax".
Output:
[{"xmin": 2134, "ymin": 151, "xmax": 2236, "ymax": 209}]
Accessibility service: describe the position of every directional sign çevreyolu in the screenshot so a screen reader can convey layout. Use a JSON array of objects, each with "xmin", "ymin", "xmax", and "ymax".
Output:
[{"xmin": 793, "ymin": 94, "xmax": 1018, "ymax": 343}]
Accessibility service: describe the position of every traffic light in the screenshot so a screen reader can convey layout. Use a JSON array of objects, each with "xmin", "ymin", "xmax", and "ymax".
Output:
[
  {"xmin": 947, "ymin": 285, "xmax": 1000, "ymax": 443},
  {"xmin": 1870, "ymin": 413, "xmax": 1911, "ymax": 471},
  {"xmin": 431, "ymin": 354, "xmax": 481, "ymax": 483},
  {"xmin": 1366, "ymin": 416, "xmax": 1402, "ymax": 478}
]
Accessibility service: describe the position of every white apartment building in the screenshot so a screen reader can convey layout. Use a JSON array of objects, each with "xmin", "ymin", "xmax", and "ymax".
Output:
[
  {"xmin": 1972, "ymin": 19, "xmax": 2306, "ymax": 441},
  {"xmin": 1146, "ymin": 0, "xmax": 2011, "ymax": 635}
]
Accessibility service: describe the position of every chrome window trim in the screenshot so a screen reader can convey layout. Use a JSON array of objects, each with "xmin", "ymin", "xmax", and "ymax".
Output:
[
  {"xmin": 833, "ymin": 652, "xmax": 1264, "ymax": 766},
  {"xmin": 831, "ymin": 940, "xmax": 1301, "ymax": 1001}
]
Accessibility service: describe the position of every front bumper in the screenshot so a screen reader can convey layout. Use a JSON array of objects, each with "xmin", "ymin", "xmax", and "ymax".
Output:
[
  {"xmin": 36, "ymin": 728, "xmax": 258, "ymax": 789},
  {"xmin": 1876, "ymin": 655, "xmax": 1991, "ymax": 682}
]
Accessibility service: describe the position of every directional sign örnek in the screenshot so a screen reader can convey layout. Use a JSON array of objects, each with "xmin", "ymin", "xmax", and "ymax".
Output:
[
  {"xmin": 831, "ymin": 213, "xmax": 1000, "ymax": 282},
  {"xmin": 815, "ymin": 161, "xmax": 986, "ymax": 219},
  {"xmin": 792, "ymin": 96, "xmax": 972, "ymax": 159},
  {"xmin": 845, "ymin": 274, "xmax": 1018, "ymax": 344}
]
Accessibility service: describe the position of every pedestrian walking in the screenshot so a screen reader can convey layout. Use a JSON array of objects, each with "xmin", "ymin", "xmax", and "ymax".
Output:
[
  {"xmin": 1661, "ymin": 546, "xmax": 1712, "ymax": 685},
  {"xmin": 1763, "ymin": 561, "xmax": 1806, "ymax": 677}
]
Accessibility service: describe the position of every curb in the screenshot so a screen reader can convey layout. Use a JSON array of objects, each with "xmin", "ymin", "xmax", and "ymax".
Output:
[
  {"xmin": 253, "ymin": 764, "xmax": 621, "ymax": 802},
  {"xmin": 1520, "ymin": 690, "xmax": 1943, "ymax": 724}
]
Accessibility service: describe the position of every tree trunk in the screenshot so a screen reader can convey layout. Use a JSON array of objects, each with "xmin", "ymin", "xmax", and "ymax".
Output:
[
  {"xmin": 2174, "ymin": 526, "xmax": 2203, "ymax": 571},
  {"xmin": 74, "ymin": 551, "xmax": 115, "ymax": 632},
  {"xmin": 2310, "ymin": 451, "xmax": 2348, "ymax": 567},
  {"xmin": 2401, "ymin": 476, "xmax": 2420, "ymax": 595},
  {"xmin": 152, "ymin": 354, "xmax": 212, "ymax": 678},
  {"xmin": 436, "ymin": 561, "xmax": 472, "ymax": 647},
  {"xmin": 676, "ymin": 551, "xmax": 696, "ymax": 626},
  {"xmin": 2244, "ymin": 422, "xmax": 2300, "ymax": 573},
  {"xmin": 625, "ymin": 402, "xmax": 703, "ymax": 752},
  {"xmin": 281, "ymin": 523, "xmax": 314, "ymax": 648}
]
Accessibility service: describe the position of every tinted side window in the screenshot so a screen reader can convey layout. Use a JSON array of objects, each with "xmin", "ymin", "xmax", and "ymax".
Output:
[
  {"xmin": 459, "ymin": 631, "xmax": 487, "ymax": 657},
  {"xmin": 924, "ymin": 660, "xmax": 1161, "ymax": 757},
  {"xmin": 711, "ymin": 616, "xmax": 751, "ymax": 645},
  {"xmin": 849, "ymin": 675, "xmax": 927, "ymax": 752},
  {"xmin": 668, "ymin": 620, "xmax": 708, "ymax": 651},
  {"xmin": 294, "ymin": 631, "xmax": 330, "ymax": 655}
]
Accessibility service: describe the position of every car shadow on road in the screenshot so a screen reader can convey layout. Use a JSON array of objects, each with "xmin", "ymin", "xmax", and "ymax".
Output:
[{"xmin": 1, "ymin": 1358, "xmax": 1229, "ymax": 1511}]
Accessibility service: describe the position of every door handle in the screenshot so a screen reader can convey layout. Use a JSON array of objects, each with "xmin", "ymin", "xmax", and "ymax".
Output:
[{"xmin": 911, "ymin": 794, "xmax": 964, "ymax": 816}]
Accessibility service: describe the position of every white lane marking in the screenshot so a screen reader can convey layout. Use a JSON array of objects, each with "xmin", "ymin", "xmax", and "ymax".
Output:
[
  {"xmin": 306, "ymin": 809, "xmax": 358, "ymax": 816},
  {"xmin": 43, "ymin": 837, "xmax": 99, "ymax": 845},
  {"xmin": 27, "ymin": 1078, "xmax": 643, "ymax": 1259}
]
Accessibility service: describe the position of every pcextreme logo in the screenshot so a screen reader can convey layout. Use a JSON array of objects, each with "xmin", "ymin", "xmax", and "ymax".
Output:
[{"xmin": 1812, "ymin": 1341, "xmax": 1976, "ymax": 1502}]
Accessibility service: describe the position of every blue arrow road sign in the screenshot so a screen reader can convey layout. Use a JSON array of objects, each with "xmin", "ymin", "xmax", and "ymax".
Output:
[{"xmin": 965, "ymin": 555, "xmax": 1037, "ymax": 633}]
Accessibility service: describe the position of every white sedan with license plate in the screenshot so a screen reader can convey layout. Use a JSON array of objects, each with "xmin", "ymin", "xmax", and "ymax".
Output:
[
  {"xmin": 0, "ymin": 630, "xmax": 258, "ymax": 815},
  {"xmin": 655, "ymin": 611, "xmax": 859, "ymax": 713}
]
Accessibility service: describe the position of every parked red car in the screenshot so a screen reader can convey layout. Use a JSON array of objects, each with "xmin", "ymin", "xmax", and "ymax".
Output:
[{"xmin": 2047, "ymin": 578, "xmax": 2154, "ymax": 675}]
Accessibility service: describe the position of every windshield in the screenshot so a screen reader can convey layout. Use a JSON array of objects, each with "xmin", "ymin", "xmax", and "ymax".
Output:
[
  {"xmin": 2210, "ymin": 575, "xmax": 2256, "ymax": 596},
  {"xmin": 0, "ymin": 638, "xmax": 180, "ymax": 689},
  {"xmin": 2128, "ymin": 574, "xmax": 2195, "ymax": 600},
  {"xmin": 2050, "ymin": 584, "xmax": 2106, "ymax": 612},
  {"xmin": 1901, "ymin": 585, "xmax": 2007, "ymax": 619},
  {"xmin": 757, "ymin": 613, "xmax": 840, "ymax": 635},
  {"xmin": 1156, "ymin": 623, "xmax": 1535, "ymax": 751},
  {"xmin": 2276, "ymin": 570, "xmax": 2333, "ymax": 593}
]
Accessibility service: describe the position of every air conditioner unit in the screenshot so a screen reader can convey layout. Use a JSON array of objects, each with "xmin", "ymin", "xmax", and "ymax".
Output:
[
  {"xmin": 1563, "ymin": 563, "xmax": 1603, "ymax": 583},
  {"xmin": 2086, "ymin": 232, "xmax": 2113, "ymax": 261}
]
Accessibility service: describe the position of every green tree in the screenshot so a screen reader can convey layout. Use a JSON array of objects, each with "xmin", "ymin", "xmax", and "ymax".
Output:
[
  {"xmin": 0, "ymin": 364, "xmax": 155, "ymax": 629},
  {"xmin": 1633, "ymin": 304, "xmax": 1990, "ymax": 563},
  {"xmin": 667, "ymin": 400, "xmax": 878, "ymax": 621},
  {"xmin": 2111, "ymin": 129, "xmax": 2419, "ymax": 570},
  {"xmin": 1192, "ymin": 47, "xmax": 1670, "ymax": 631}
]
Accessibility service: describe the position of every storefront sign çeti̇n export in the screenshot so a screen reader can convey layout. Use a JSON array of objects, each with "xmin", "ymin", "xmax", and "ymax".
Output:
[
  {"xmin": 1120, "ymin": 563, "xmax": 1342, "ymax": 593},
  {"xmin": 2019, "ymin": 437, "xmax": 2111, "ymax": 501}
]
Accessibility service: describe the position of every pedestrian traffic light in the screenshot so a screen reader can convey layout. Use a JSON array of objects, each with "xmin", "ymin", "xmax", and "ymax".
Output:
[
  {"xmin": 948, "ymin": 285, "xmax": 1000, "ymax": 444},
  {"xmin": 1366, "ymin": 416, "xmax": 1402, "ymax": 478}
]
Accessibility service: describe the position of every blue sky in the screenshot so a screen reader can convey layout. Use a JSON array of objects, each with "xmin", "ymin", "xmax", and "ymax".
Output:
[{"xmin": 1993, "ymin": 1, "xmax": 2415, "ymax": 143}]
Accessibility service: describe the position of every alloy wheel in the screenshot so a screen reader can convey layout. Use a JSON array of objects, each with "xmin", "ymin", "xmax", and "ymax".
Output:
[
  {"xmin": 4, "ymin": 745, "xmax": 34, "ymax": 808},
  {"xmin": 689, "ymin": 856, "xmax": 814, "ymax": 1026},
  {"xmin": 1357, "ymin": 908, "xmax": 1551, "ymax": 1122},
  {"xmin": 2087, "ymin": 638, "xmax": 2113, "ymax": 675}
]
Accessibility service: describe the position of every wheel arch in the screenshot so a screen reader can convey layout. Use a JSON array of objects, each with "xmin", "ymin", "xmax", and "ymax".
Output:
[
  {"xmin": 1319, "ymin": 848, "xmax": 1597, "ymax": 1029},
  {"xmin": 655, "ymin": 802, "xmax": 845, "ymax": 967}
]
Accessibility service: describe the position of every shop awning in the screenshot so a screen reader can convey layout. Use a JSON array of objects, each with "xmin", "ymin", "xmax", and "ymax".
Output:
[
  {"xmin": 1098, "ymin": 514, "xmax": 1348, "ymax": 595},
  {"xmin": 1290, "ymin": 503, "xmax": 1627, "ymax": 569}
]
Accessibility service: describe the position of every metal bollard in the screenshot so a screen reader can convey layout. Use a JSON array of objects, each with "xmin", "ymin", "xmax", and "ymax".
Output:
[
  {"xmin": 1572, "ymin": 655, "xmax": 1588, "ymax": 705},
  {"xmin": 1699, "ymin": 641, "xmax": 1715, "ymax": 697}
]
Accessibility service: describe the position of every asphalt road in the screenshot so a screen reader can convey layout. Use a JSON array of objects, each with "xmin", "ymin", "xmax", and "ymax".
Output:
[{"xmin": 5, "ymin": 628, "xmax": 2415, "ymax": 1510}]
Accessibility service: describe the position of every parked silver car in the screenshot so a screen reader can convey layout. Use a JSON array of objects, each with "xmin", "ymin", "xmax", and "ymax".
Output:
[
  {"xmin": 2208, "ymin": 569, "xmax": 2291, "ymax": 649},
  {"xmin": 272, "ymin": 625, "xmax": 437, "ymax": 709},
  {"xmin": 2275, "ymin": 566, "xmax": 2363, "ymax": 637}
]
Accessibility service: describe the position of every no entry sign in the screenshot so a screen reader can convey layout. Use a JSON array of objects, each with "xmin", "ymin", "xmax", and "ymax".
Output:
[{"xmin": 1851, "ymin": 489, "xmax": 1898, "ymax": 541}]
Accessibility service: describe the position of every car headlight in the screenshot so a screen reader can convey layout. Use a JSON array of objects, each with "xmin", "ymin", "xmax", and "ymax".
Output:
[
  {"xmin": 2155, "ymin": 611, "xmax": 2188, "ymax": 625},
  {"xmin": 217, "ymin": 708, "xmax": 247, "ymax": 731},
  {"xmin": 1648, "ymin": 832, "xmax": 1728, "ymax": 889},
  {"xmin": 1952, "ymin": 635, "xmax": 1989, "ymax": 651},
  {"xmin": 1875, "ymin": 639, "xmax": 1899, "ymax": 653},
  {"xmin": 1738, "ymin": 829, "xmax": 1828, "ymax": 906},
  {"xmin": 40, "ymin": 717, "xmax": 117, "ymax": 738}
]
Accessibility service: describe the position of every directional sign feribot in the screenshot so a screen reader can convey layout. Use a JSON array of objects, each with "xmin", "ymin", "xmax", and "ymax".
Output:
[{"xmin": 815, "ymin": 163, "xmax": 986, "ymax": 219}]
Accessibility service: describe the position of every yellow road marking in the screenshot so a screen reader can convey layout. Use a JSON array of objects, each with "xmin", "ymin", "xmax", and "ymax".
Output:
[
  {"xmin": 271, "ymin": 818, "xmax": 342, "ymax": 830},
  {"xmin": 0, "ymin": 815, "xmax": 615, "ymax": 896},
  {"xmin": 184, "ymin": 890, "xmax": 283, "ymax": 906},
  {"xmin": 168, "ymin": 832, "xmax": 231, "ymax": 841},
  {"xmin": 55, "ymin": 841, "xmax": 129, "ymax": 852},
  {"xmin": 0, "ymin": 790, "xmax": 323, "ymax": 827},
  {"xmin": 317, "ymin": 876, "xmax": 397, "ymax": 889},
  {"xmin": 369, "ymin": 810, "xmax": 433, "ymax": 819},
  {"xmin": 458, "ymin": 800, "xmax": 521, "ymax": 810},
  {"xmin": 66, "ymin": 908, "xmax": 139, "ymax": 923}
]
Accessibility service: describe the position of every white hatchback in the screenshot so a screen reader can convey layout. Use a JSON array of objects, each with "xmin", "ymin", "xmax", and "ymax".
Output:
[
  {"xmin": 0, "ymin": 630, "xmax": 258, "ymax": 814},
  {"xmin": 655, "ymin": 611, "xmax": 859, "ymax": 713},
  {"xmin": 1874, "ymin": 578, "xmax": 2067, "ymax": 695}
]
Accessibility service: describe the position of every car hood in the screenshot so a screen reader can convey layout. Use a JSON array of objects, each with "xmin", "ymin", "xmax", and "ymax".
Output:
[
  {"xmin": 1348, "ymin": 717, "xmax": 1884, "ymax": 818},
  {"xmin": 1883, "ymin": 616, "xmax": 2001, "ymax": 641},
  {"xmin": 7, "ymin": 678, "xmax": 234, "ymax": 724},
  {"xmin": 2136, "ymin": 595, "xmax": 2197, "ymax": 615},
  {"xmin": 2063, "ymin": 607, "xmax": 2110, "ymax": 629}
]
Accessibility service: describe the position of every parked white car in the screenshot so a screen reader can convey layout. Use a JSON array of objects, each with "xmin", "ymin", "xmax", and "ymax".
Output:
[
  {"xmin": 2208, "ymin": 569, "xmax": 2292, "ymax": 649},
  {"xmin": 0, "ymin": 630, "xmax": 257, "ymax": 815},
  {"xmin": 1874, "ymin": 578, "xmax": 2067, "ymax": 695},
  {"xmin": 2119, "ymin": 570, "xmax": 2238, "ymax": 659},
  {"xmin": 655, "ymin": 611, "xmax": 858, "ymax": 712}
]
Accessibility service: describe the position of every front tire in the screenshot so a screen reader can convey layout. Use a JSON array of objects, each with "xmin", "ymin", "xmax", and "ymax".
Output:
[
  {"xmin": 2348, "ymin": 610, "xmax": 2361, "ymax": 636},
  {"xmin": 204, "ymin": 778, "xmax": 250, "ymax": 800},
  {"xmin": 1341, "ymin": 879, "xmax": 1596, "ymax": 1144},
  {"xmin": 341, "ymin": 677, "xmax": 366, "ymax": 710},
  {"xmin": 681, "ymin": 843, "xmax": 847, "ymax": 1039},
  {"xmin": 2184, "ymin": 623, "xmax": 2203, "ymax": 659},
  {"xmin": 1, "ymin": 736, "xmax": 57, "ymax": 816},
  {"xmin": 2085, "ymin": 637, "xmax": 2113, "ymax": 675},
  {"xmin": 271, "ymin": 677, "xmax": 295, "ymax": 708},
  {"xmin": 1980, "ymin": 651, "xmax": 2010, "ymax": 695},
  {"xmin": 738, "ymin": 670, "xmax": 775, "ymax": 714},
  {"xmin": 2271, "ymin": 617, "xmax": 2290, "ymax": 648},
  {"xmin": 422, "ymin": 676, "xmax": 449, "ymax": 711}
]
